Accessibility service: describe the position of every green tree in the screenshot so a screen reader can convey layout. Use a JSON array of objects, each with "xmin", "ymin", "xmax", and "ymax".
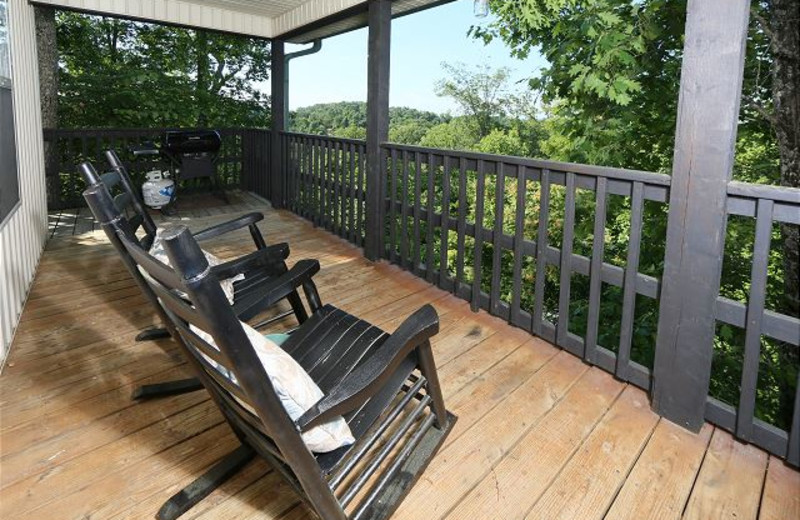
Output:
[
  {"xmin": 476, "ymin": 128, "xmax": 527, "ymax": 156},
  {"xmin": 57, "ymin": 12, "xmax": 270, "ymax": 128},
  {"xmin": 471, "ymin": 0, "xmax": 685, "ymax": 172},
  {"xmin": 472, "ymin": 0, "xmax": 797, "ymax": 431},
  {"xmin": 419, "ymin": 118, "xmax": 480, "ymax": 150},
  {"xmin": 434, "ymin": 62, "xmax": 517, "ymax": 139},
  {"xmin": 389, "ymin": 122, "xmax": 431, "ymax": 145},
  {"xmin": 330, "ymin": 125, "xmax": 366, "ymax": 140}
]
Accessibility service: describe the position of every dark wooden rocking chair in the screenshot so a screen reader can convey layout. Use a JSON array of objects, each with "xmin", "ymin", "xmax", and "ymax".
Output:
[
  {"xmin": 80, "ymin": 155, "xmax": 313, "ymax": 399},
  {"xmin": 83, "ymin": 184, "xmax": 456, "ymax": 520}
]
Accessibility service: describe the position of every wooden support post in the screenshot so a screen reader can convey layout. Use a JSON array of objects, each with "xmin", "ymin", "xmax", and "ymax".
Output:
[
  {"xmin": 364, "ymin": 0, "xmax": 391, "ymax": 261},
  {"xmin": 651, "ymin": 0, "xmax": 750, "ymax": 431},
  {"xmin": 271, "ymin": 40, "xmax": 286, "ymax": 209}
]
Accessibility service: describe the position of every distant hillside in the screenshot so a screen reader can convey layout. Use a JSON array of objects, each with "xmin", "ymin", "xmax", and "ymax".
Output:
[{"xmin": 289, "ymin": 101, "xmax": 449, "ymax": 137}]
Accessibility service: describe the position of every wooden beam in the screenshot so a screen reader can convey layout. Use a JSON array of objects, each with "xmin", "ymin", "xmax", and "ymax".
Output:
[
  {"xmin": 651, "ymin": 0, "xmax": 750, "ymax": 430},
  {"xmin": 364, "ymin": 0, "xmax": 391, "ymax": 261},
  {"xmin": 270, "ymin": 40, "xmax": 286, "ymax": 208}
]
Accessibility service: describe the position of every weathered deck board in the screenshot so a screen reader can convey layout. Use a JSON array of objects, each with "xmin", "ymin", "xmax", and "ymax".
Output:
[
  {"xmin": 1, "ymin": 195, "xmax": 796, "ymax": 520},
  {"xmin": 759, "ymin": 456, "xmax": 800, "ymax": 520},
  {"xmin": 683, "ymin": 429, "xmax": 768, "ymax": 520},
  {"xmin": 604, "ymin": 421, "xmax": 713, "ymax": 520}
]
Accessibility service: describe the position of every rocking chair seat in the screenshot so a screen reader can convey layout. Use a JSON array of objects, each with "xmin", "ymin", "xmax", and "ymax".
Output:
[{"xmin": 279, "ymin": 305, "xmax": 419, "ymax": 472}]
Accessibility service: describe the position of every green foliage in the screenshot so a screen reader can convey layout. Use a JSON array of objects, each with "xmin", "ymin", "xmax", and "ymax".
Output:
[
  {"xmin": 290, "ymin": 101, "xmax": 447, "ymax": 137},
  {"xmin": 330, "ymin": 125, "xmax": 367, "ymax": 140},
  {"xmin": 419, "ymin": 118, "xmax": 480, "ymax": 150},
  {"xmin": 389, "ymin": 123, "xmax": 430, "ymax": 145},
  {"xmin": 434, "ymin": 62, "xmax": 517, "ymax": 138},
  {"xmin": 471, "ymin": 0, "xmax": 685, "ymax": 171},
  {"xmin": 465, "ymin": 0, "xmax": 794, "ymax": 433},
  {"xmin": 476, "ymin": 127, "xmax": 527, "ymax": 156},
  {"xmin": 57, "ymin": 12, "xmax": 270, "ymax": 128}
]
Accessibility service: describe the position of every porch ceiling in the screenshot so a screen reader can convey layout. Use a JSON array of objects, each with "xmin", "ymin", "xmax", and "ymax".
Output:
[{"xmin": 28, "ymin": 0, "xmax": 452, "ymax": 42}]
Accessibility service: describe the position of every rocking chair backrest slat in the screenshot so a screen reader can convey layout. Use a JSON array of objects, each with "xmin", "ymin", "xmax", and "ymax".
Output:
[
  {"xmin": 188, "ymin": 345, "xmax": 251, "ymax": 404},
  {"xmin": 173, "ymin": 322, "xmax": 228, "ymax": 368},
  {"xmin": 122, "ymin": 240, "xmax": 186, "ymax": 290},
  {"xmin": 114, "ymin": 222, "xmax": 307, "ymax": 450},
  {"xmin": 104, "ymin": 149, "xmax": 159, "ymax": 240},
  {"xmin": 123, "ymin": 225, "xmax": 343, "ymax": 517}
]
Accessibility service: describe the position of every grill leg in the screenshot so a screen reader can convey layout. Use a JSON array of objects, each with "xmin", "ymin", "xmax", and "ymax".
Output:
[{"xmin": 156, "ymin": 444, "xmax": 255, "ymax": 520}]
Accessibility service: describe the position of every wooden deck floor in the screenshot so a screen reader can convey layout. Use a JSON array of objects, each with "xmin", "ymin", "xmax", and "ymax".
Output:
[{"xmin": 2, "ymin": 194, "xmax": 798, "ymax": 520}]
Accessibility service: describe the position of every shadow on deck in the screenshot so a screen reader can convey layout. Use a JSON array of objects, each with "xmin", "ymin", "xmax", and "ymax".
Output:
[{"xmin": 2, "ymin": 192, "xmax": 798, "ymax": 520}]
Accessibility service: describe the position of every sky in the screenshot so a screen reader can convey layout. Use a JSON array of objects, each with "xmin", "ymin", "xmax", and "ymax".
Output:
[{"xmin": 284, "ymin": 0, "xmax": 546, "ymax": 115}]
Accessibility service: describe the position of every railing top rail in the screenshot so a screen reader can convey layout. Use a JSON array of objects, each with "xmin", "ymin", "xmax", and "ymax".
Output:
[
  {"xmin": 728, "ymin": 180, "xmax": 800, "ymax": 204},
  {"xmin": 382, "ymin": 141, "xmax": 672, "ymax": 187},
  {"xmin": 280, "ymin": 131, "xmax": 367, "ymax": 146},
  {"xmin": 43, "ymin": 127, "xmax": 268, "ymax": 136}
]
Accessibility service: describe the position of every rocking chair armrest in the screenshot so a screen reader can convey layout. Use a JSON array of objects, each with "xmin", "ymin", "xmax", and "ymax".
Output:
[
  {"xmin": 192, "ymin": 212, "xmax": 265, "ymax": 244},
  {"xmin": 210, "ymin": 243, "xmax": 290, "ymax": 280},
  {"xmin": 296, "ymin": 304, "xmax": 440, "ymax": 432},
  {"xmin": 237, "ymin": 259, "xmax": 321, "ymax": 310}
]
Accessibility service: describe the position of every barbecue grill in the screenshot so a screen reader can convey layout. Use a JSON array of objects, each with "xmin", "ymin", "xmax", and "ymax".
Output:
[
  {"xmin": 129, "ymin": 129, "xmax": 228, "ymax": 213},
  {"xmin": 162, "ymin": 129, "xmax": 221, "ymax": 181}
]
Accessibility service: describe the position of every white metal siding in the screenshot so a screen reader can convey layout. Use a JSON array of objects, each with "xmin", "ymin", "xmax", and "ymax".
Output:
[
  {"xmin": 31, "ymin": 0, "xmax": 274, "ymax": 37},
  {"xmin": 272, "ymin": 0, "xmax": 364, "ymax": 36},
  {"xmin": 0, "ymin": 0, "xmax": 47, "ymax": 365}
]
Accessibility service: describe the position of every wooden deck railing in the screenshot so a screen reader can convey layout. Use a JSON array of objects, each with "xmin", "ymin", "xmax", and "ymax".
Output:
[
  {"xmin": 381, "ymin": 144, "xmax": 671, "ymax": 392},
  {"xmin": 711, "ymin": 181, "xmax": 800, "ymax": 463},
  {"xmin": 281, "ymin": 132, "xmax": 367, "ymax": 248},
  {"xmin": 38, "ymin": 126, "xmax": 799, "ymax": 465},
  {"xmin": 281, "ymin": 136, "xmax": 798, "ymax": 466},
  {"xmin": 42, "ymin": 127, "xmax": 271, "ymax": 209}
]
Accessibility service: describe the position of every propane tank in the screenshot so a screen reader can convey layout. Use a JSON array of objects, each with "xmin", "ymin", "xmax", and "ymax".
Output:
[{"xmin": 142, "ymin": 170, "xmax": 175, "ymax": 209}]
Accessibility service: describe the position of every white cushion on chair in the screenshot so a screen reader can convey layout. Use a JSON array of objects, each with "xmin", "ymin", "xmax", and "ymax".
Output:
[
  {"xmin": 148, "ymin": 227, "xmax": 243, "ymax": 302},
  {"xmin": 148, "ymin": 227, "xmax": 355, "ymax": 453},
  {"xmin": 190, "ymin": 322, "xmax": 356, "ymax": 453}
]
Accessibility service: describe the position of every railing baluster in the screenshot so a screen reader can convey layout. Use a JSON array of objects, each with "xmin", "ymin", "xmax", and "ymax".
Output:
[
  {"xmin": 413, "ymin": 151, "xmax": 422, "ymax": 276},
  {"xmin": 315, "ymin": 138, "xmax": 323, "ymax": 227},
  {"xmin": 307, "ymin": 138, "xmax": 313, "ymax": 222},
  {"xmin": 389, "ymin": 147, "xmax": 398, "ymax": 263},
  {"xmin": 455, "ymin": 157, "xmax": 467, "ymax": 297},
  {"xmin": 328, "ymin": 140, "xmax": 335, "ymax": 231},
  {"xmin": 585, "ymin": 177, "xmax": 608, "ymax": 363},
  {"xmin": 349, "ymin": 142, "xmax": 356, "ymax": 243},
  {"xmin": 789, "ymin": 374, "xmax": 800, "ymax": 466},
  {"xmin": 510, "ymin": 165, "xmax": 527, "ymax": 328},
  {"xmin": 439, "ymin": 155, "xmax": 451, "ymax": 288},
  {"xmin": 340, "ymin": 141, "xmax": 346, "ymax": 237},
  {"xmin": 358, "ymin": 144, "xmax": 366, "ymax": 246},
  {"xmin": 400, "ymin": 150, "xmax": 410, "ymax": 268},
  {"xmin": 471, "ymin": 159, "xmax": 486, "ymax": 312},
  {"xmin": 557, "ymin": 172, "xmax": 577, "ymax": 353},
  {"xmin": 490, "ymin": 161, "xmax": 505, "ymax": 316},
  {"xmin": 334, "ymin": 140, "xmax": 341, "ymax": 235},
  {"xmin": 298, "ymin": 138, "xmax": 303, "ymax": 211},
  {"xmin": 426, "ymin": 153, "xmax": 436, "ymax": 282},
  {"xmin": 332, "ymin": 139, "xmax": 337, "ymax": 231},
  {"xmin": 737, "ymin": 198, "xmax": 774, "ymax": 440},
  {"xmin": 533, "ymin": 169, "xmax": 551, "ymax": 336},
  {"xmin": 617, "ymin": 181, "xmax": 644, "ymax": 379}
]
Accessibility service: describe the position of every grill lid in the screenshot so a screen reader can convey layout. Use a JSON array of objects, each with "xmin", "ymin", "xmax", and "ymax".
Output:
[{"xmin": 162, "ymin": 130, "xmax": 222, "ymax": 154}]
